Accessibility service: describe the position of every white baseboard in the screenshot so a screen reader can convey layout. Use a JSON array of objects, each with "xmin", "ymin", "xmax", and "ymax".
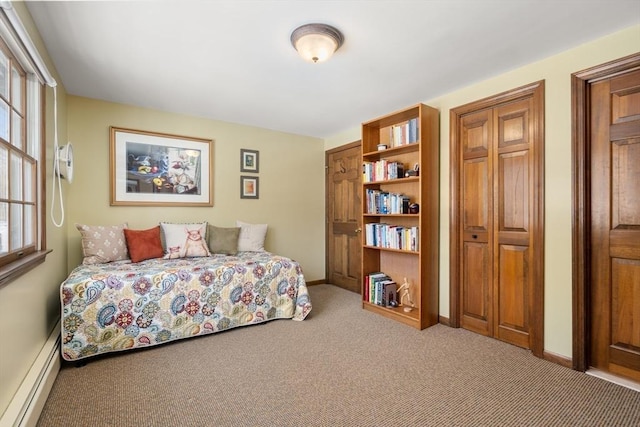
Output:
[{"xmin": 0, "ymin": 319, "xmax": 60, "ymax": 427}]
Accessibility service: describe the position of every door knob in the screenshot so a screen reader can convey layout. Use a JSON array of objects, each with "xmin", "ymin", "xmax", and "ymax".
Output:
[
  {"xmin": 472, "ymin": 234, "xmax": 478, "ymax": 239},
  {"xmin": 355, "ymin": 228, "xmax": 362, "ymax": 233}
]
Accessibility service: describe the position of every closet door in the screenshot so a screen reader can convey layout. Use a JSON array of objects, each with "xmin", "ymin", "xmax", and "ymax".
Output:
[
  {"xmin": 494, "ymin": 98, "xmax": 534, "ymax": 349},
  {"xmin": 452, "ymin": 82, "xmax": 544, "ymax": 353},
  {"xmin": 460, "ymin": 109, "xmax": 493, "ymax": 336}
]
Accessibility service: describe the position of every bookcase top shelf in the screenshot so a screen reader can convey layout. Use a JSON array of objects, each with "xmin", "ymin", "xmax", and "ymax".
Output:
[{"xmin": 362, "ymin": 104, "xmax": 422, "ymax": 129}]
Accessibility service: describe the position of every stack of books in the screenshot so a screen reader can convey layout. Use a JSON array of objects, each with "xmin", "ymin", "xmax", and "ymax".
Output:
[
  {"xmin": 363, "ymin": 160, "xmax": 405, "ymax": 182},
  {"xmin": 365, "ymin": 189, "xmax": 410, "ymax": 214},
  {"xmin": 389, "ymin": 118, "xmax": 419, "ymax": 147},
  {"xmin": 364, "ymin": 272, "xmax": 397, "ymax": 306},
  {"xmin": 364, "ymin": 223, "xmax": 419, "ymax": 251}
]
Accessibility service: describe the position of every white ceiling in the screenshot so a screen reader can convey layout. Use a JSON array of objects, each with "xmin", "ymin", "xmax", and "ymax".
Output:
[{"xmin": 25, "ymin": 0, "xmax": 640, "ymax": 138}]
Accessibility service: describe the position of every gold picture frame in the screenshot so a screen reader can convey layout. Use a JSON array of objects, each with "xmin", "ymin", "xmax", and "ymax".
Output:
[{"xmin": 110, "ymin": 126, "xmax": 213, "ymax": 206}]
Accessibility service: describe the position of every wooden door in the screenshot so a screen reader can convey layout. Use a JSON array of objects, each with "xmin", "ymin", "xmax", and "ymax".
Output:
[
  {"xmin": 326, "ymin": 142, "xmax": 362, "ymax": 293},
  {"xmin": 451, "ymin": 82, "xmax": 544, "ymax": 355},
  {"xmin": 589, "ymin": 69, "xmax": 640, "ymax": 381},
  {"xmin": 460, "ymin": 109, "xmax": 493, "ymax": 336}
]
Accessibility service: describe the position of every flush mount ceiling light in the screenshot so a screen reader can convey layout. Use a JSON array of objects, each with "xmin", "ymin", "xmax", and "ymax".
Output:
[{"xmin": 290, "ymin": 23, "xmax": 344, "ymax": 63}]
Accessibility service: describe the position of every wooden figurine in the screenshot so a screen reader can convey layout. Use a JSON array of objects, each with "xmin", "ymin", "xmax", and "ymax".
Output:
[{"xmin": 397, "ymin": 277, "xmax": 415, "ymax": 312}]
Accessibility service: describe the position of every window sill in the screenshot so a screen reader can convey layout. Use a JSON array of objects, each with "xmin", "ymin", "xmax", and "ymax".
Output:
[{"xmin": 0, "ymin": 250, "xmax": 53, "ymax": 289}]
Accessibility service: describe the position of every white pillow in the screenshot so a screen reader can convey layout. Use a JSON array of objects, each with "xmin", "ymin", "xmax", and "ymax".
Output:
[
  {"xmin": 236, "ymin": 220, "xmax": 268, "ymax": 252},
  {"xmin": 160, "ymin": 222, "xmax": 211, "ymax": 259}
]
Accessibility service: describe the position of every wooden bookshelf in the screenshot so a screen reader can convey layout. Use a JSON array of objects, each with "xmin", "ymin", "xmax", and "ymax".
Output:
[{"xmin": 361, "ymin": 103, "xmax": 439, "ymax": 330}]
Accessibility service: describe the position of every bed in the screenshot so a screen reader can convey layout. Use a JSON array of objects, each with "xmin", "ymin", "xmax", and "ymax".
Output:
[{"xmin": 60, "ymin": 251, "xmax": 312, "ymax": 361}]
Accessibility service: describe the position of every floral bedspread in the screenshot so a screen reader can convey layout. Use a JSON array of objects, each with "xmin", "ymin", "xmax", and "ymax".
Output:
[{"xmin": 61, "ymin": 252, "xmax": 312, "ymax": 361}]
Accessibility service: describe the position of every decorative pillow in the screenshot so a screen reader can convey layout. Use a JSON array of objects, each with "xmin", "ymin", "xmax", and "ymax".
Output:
[
  {"xmin": 160, "ymin": 222, "xmax": 211, "ymax": 259},
  {"xmin": 76, "ymin": 223, "xmax": 129, "ymax": 265},
  {"xmin": 123, "ymin": 226, "xmax": 164, "ymax": 263},
  {"xmin": 236, "ymin": 220, "xmax": 267, "ymax": 252},
  {"xmin": 207, "ymin": 225, "xmax": 240, "ymax": 255}
]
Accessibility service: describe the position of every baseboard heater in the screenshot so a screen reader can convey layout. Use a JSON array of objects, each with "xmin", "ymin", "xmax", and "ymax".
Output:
[{"xmin": 1, "ymin": 319, "xmax": 61, "ymax": 427}]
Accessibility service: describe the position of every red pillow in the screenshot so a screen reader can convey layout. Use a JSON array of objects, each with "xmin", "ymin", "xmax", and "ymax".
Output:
[{"xmin": 123, "ymin": 226, "xmax": 164, "ymax": 263}]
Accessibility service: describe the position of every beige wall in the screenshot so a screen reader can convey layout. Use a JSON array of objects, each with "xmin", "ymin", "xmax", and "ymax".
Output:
[
  {"xmin": 325, "ymin": 25, "xmax": 640, "ymax": 358},
  {"xmin": 0, "ymin": 2, "xmax": 70, "ymax": 418},
  {"xmin": 65, "ymin": 97, "xmax": 326, "ymax": 280}
]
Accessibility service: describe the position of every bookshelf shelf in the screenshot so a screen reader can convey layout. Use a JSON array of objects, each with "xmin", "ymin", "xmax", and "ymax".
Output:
[
  {"xmin": 363, "ymin": 143, "xmax": 419, "ymax": 159},
  {"xmin": 363, "ymin": 213, "xmax": 419, "ymax": 218},
  {"xmin": 361, "ymin": 103, "xmax": 439, "ymax": 330},
  {"xmin": 363, "ymin": 245, "xmax": 419, "ymax": 254},
  {"xmin": 362, "ymin": 301, "xmax": 420, "ymax": 326},
  {"xmin": 363, "ymin": 177, "xmax": 420, "ymax": 186}
]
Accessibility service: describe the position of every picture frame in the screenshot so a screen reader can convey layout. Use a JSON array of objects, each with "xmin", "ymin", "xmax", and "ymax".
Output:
[
  {"xmin": 240, "ymin": 149, "xmax": 259, "ymax": 173},
  {"xmin": 110, "ymin": 126, "xmax": 213, "ymax": 206},
  {"xmin": 240, "ymin": 175, "xmax": 259, "ymax": 199}
]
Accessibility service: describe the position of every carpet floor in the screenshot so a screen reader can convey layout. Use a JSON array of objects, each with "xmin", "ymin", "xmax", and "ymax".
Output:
[{"xmin": 37, "ymin": 284, "xmax": 640, "ymax": 426}]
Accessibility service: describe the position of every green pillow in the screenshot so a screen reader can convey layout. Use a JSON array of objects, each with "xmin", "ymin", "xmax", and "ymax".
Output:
[{"xmin": 207, "ymin": 225, "xmax": 240, "ymax": 255}]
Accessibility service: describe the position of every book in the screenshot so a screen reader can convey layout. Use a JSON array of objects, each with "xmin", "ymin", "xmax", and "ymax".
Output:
[
  {"xmin": 408, "ymin": 118, "xmax": 418, "ymax": 143},
  {"xmin": 383, "ymin": 281, "xmax": 397, "ymax": 307},
  {"xmin": 379, "ymin": 279, "xmax": 396, "ymax": 306}
]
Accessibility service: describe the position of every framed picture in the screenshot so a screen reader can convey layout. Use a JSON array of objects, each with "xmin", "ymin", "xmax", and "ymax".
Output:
[
  {"xmin": 240, "ymin": 175, "xmax": 259, "ymax": 199},
  {"xmin": 110, "ymin": 126, "xmax": 213, "ymax": 206},
  {"xmin": 240, "ymin": 149, "xmax": 259, "ymax": 173}
]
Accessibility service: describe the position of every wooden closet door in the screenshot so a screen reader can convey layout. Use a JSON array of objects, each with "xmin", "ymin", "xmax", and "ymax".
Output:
[
  {"xmin": 494, "ymin": 98, "xmax": 534, "ymax": 349},
  {"xmin": 454, "ymin": 82, "xmax": 543, "ymax": 352},
  {"xmin": 590, "ymin": 69, "xmax": 640, "ymax": 380},
  {"xmin": 460, "ymin": 109, "xmax": 493, "ymax": 336}
]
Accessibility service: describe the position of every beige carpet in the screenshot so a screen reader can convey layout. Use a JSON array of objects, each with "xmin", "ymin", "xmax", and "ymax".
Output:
[{"xmin": 37, "ymin": 284, "xmax": 640, "ymax": 426}]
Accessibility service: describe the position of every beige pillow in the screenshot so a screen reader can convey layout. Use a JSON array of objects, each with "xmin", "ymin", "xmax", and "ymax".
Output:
[
  {"xmin": 160, "ymin": 222, "xmax": 211, "ymax": 259},
  {"xmin": 76, "ymin": 223, "xmax": 129, "ymax": 264},
  {"xmin": 236, "ymin": 220, "xmax": 267, "ymax": 252},
  {"xmin": 207, "ymin": 225, "xmax": 240, "ymax": 255}
]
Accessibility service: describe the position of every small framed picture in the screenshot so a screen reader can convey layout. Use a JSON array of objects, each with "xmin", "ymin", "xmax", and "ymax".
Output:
[
  {"xmin": 240, "ymin": 175, "xmax": 259, "ymax": 199},
  {"xmin": 240, "ymin": 149, "xmax": 259, "ymax": 173}
]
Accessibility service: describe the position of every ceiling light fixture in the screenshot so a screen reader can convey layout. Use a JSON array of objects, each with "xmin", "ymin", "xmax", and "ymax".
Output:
[{"xmin": 290, "ymin": 23, "xmax": 344, "ymax": 63}]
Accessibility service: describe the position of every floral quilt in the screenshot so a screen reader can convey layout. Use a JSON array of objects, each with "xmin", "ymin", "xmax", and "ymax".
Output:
[{"xmin": 61, "ymin": 252, "xmax": 312, "ymax": 361}]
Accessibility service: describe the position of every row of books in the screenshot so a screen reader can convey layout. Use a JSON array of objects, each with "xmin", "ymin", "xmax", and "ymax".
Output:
[
  {"xmin": 364, "ymin": 272, "xmax": 397, "ymax": 306},
  {"xmin": 363, "ymin": 160, "xmax": 404, "ymax": 183},
  {"xmin": 364, "ymin": 223, "xmax": 419, "ymax": 251},
  {"xmin": 365, "ymin": 189, "xmax": 411, "ymax": 214},
  {"xmin": 389, "ymin": 118, "xmax": 419, "ymax": 147}
]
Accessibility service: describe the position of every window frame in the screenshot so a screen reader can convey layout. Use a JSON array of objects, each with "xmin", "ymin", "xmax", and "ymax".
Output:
[{"xmin": 0, "ymin": 23, "xmax": 49, "ymax": 288}]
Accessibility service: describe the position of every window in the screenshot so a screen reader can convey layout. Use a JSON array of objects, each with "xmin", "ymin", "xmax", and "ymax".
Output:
[{"xmin": 0, "ymin": 30, "xmax": 47, "ymax": 286}]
